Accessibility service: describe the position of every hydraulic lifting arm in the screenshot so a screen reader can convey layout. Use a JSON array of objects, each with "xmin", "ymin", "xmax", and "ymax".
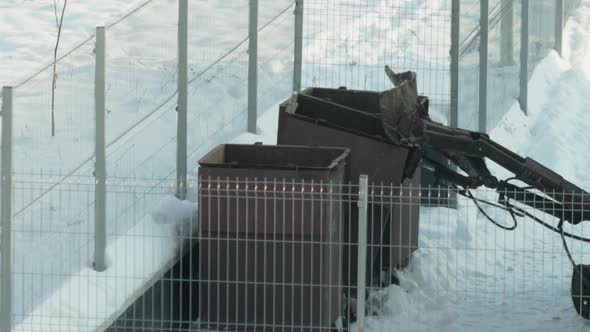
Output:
[
  {"xmin": 379, "ymin": 67, "xmax": 590, "ymax": 320},
  {"xmin": 379, "ymin": 68, "xmax": 590, "ymax": 225}
]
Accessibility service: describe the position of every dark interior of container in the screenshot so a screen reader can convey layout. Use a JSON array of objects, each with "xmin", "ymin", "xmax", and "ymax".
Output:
[
  {"xmin": 287, "ymin": 91, "xmax": 390, "ymax": 143},
  {"xmin": 295, "ymin": 88, "xmax": 428, "ymax": 125},
  {"xmin": 199, "ymin": 144, "xmax": 348, "ymax": 170},
  {"xmin": 285, "ymin": 88, "xmax": 429, "ymax": 145},
  {"xmin": 305, "ymin": 88, "xmax": 381, "ymax": 113},
  {"xmin": 305, "ymin": 87, "xmax": 429, "ymax": 115}
]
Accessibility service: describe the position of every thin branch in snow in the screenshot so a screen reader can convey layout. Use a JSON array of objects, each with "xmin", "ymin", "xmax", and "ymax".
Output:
[{"xmin": 51, "ymin": 0, "xmax": 67, "ymax": 137}]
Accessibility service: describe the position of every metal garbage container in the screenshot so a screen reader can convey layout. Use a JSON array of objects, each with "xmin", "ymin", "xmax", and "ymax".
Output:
[
  {"xmin": 198, "ymin": 144, "xmax": 349, "ymax": 331},
  {"xmin": 286, "ymin": 87, "xmax": 452, "ymax": 204},
  {"xmin": 277, "ymin": 87, "xmax": 422, "ymax": 298}
]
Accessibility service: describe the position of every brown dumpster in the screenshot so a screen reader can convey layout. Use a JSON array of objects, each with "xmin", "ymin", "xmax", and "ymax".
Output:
[
  {"xmin": 198, "ymin": 144, "xmax": 349, "ymax": 331},
  {"xmin": 277, "ymin": 87, "xmax": 422, "ymax": 299}
]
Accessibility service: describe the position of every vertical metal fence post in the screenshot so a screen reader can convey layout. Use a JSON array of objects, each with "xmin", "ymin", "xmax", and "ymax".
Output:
[
  {"xmin": 450, "ymin": 0, "xmax": 460, "ymax": 129},
  {"xmin": 519, "ymin": 0, "xmax": 529, "ymax": 115},
  {"xmin": 356, "ymin": 175, "xmax": 369, "ymax": 332},
  {"xmin": 500, "ymin": 0, "xmax": 514, "ymax": 65},
  {"xmin": 94, "ymin": 26, "xmax": 107, "ymax": 272},
  {"xmin": 555, "ymin": 0, "xmax": 564, "ymax": 56},
  {"xmin": 1, "ymin": 86, "xmax": 14, "ymax": 332},
  {"xmin": 479, "ymin": 0, "xmax": 489, "ymax": 133},
  {"xmin": 177, "ymin": 0, "xmax": 188, "ymax": 200},
  {"xmin": 293, "ymin": 0, "xmax": 304, "ymax": 92},
  {"xmin": 248, "ymin": 0, "xmax": 259, "ymax": 134}
]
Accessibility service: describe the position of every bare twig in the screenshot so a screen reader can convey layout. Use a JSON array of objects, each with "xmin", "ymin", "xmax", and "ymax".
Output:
[
  {"xmin": 51, "ymin": 0, "xmax": 67, "ymax": 137},
  {"xmin": 53, "ymin": 0, "xmax": 60, "ymax": 31}
]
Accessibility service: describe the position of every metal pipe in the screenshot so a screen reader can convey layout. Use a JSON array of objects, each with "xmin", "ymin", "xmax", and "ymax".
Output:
[
  {"xmin": 1, "ymin": 86, "xmax": 14, "ymax": 332},
  {"xmin": 356, "ymin": 175, "xmax": 369, "ymax": 332},
  {"xmin": 94, "ymin": 26, "xmax": 107, "ymax": 272},
  {"xmin": 450, "ymin": 0, "xmax": 460, "ymax": 128},
  {"xmin": 293, "ymin": 0, "xmax": 304, "ymax": 92},
  {"xmin": 519, "ymin": 0, "xmax": 529, "ymax": 115},
  {"xmin": 555, "ymin": 0, "xmax": 564, "ymax": 56},
  {"xmin": 177, "ymin": 0, "xmax": 188, "ymax": 199},
  {"xmin": 248, "ymin": 0, "xmax": 259, "ymax": 133},
  {"xmin": 479, "ymin": 0, "xmax": 489, "ymax": 133},
  {"xmin": 500, "ymin": 0, "xmax": 514, "ymax": 65}
]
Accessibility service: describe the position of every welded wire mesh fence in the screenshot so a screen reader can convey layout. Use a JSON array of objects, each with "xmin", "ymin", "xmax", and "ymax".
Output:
[
  {"xmin": 458, "ymin": 0, "xmax": 522, "ymax": 131},
  {"xmin": 486, "ymin": 0, "xmax": 521, "ymax": 130},
  {"xmin": 528, "ymin": 0, "xmax": 557, "ymax": 78},
  {"xmin": 3, "ymin": 0, "xmax": 297, "ymax": 329},
  {"xmin": 458, "ymin": 0, "xmax": 481, "ymax": 131},
  {"xmin": 457, "ymin": 0, "xmax": 579, "ymax": 132},
  {"xmin": 1, "ymin": 0, "xmax": 587, "ymax": 330},
  {"xmin": 6, "ymin": 174, "xmax": 590, "ymax": 331},
  {"xmin": 11, "ymin": 174, "xmax": 193, "ymax": 332},
  {"xmin": 302, "ymin": 0, "xmax": 452, "ymax": 123}
]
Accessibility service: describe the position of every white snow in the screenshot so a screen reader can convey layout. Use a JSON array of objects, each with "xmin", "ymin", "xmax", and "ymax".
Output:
[
  {"xmin": 12, "ymin": 105, "xmax": 280, "ymax": 332},
  {"xmin": 2, "ymin": 0, "xmax": 294, "ymax": 329},
  {"xmin": 150, "ymin": 195, "xmax": 196, "ymax": 225},
  {"xmin": 14, "ymin": 215, "xmax": 179, "ymax": 332},
  {"xmin": 352, "ymin": 1, "xmax": 590, "ymax": 331},
  {"xmin": 0, "ymin": 0, "xmax": 145, "ymax": 86},
  {"xmin": 2, "ymin": 0, "xmax": 590, "ymax": 331}
]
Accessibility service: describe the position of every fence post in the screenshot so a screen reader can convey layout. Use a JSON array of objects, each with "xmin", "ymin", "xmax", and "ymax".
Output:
[
  {"xmin": 293, "ymin": 0, "xmax": 304, "ymax": 92},
  {"xmin": 555, "ymin": 0, "xmax": 564, "ymax": 56},
  {"xmin": 356, "ymin": 175, "xmax": 369, "ymax": 332},
  {"xmin": 500, "ymin": 0, "xmax": 514, "ymax": 66},
  {"xmin": 519, "ymin": 0, "xmax": 529, "ymax": 115},
  {"xmin": 248, "ymin": 0, "xmax": 259, "ymax": 134},
  {"xmin": 177, "ymin": 0, "xmax": 188, "ymax": 200},
  {"xmin": 479, "ymin": 0, "xmax": 489, "ymax": 133},
  {"xmin": 450, "ymin": 0, "xmax": 460, "ymax": 128},
  {"xmin": 94, "ymin": 26, "xmax": 107, "ymax": 272},
  {"xmin": 1, "ymin": 86, "xmax": 14, "ymax": 332}
]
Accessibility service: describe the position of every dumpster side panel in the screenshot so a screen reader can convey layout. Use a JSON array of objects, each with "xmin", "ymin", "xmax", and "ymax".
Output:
[
  {"xmin": 277, "ymin": 95, "xmax": 421, "ymax": 294},
  {"xmin": 283, "ymin": 88, "xmax": 449, "ymax": 205},
  {"xmin": 198, "ymin": 167, "xmax": 343, "ymax": 236},
  {"xmin": 382, "ymin": 171, "xmax": 421, "ymax": 270},
  {"xmin": 277, "ymin": 111, "xmax": 409, "ymax": 186},
  {"xmin": 198, "ymin": 162, "xmax": 345, "ymax": 331},
  {"xmin": 199, "ymin": 198, "xmax": 343, "ymax": 331},
  {"xmin": 341, "ymin": 204, "xmax": 391, "ymax": 294},
  {"xmin": 200, "ymin": 235, "xmax": 339, "ymax": 331}
]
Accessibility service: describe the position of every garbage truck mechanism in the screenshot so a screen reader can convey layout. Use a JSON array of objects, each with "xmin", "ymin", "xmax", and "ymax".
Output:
[{"xmin": 377, "ymin": 66, "xmax": 590, "ymax": 319}]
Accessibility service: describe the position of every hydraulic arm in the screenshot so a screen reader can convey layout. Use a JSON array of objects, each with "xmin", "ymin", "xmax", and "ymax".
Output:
[
  {"xmin": 379, "ymin": 67, "xmax": 590, "ymax": 319},
  {"xmin": 379, "ymin": 67, "xmax": 590, "ymax": 225}
]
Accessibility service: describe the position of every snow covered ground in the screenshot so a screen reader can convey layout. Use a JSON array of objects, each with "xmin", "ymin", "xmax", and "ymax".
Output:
[
  {"xmin": 354, "ymin": 2, "xmax": 590, "ymax": 331},
  {"xmin": 2, "ymin": 0, "xmax": 295, "ymax": 329},
  {"xmin": 0, "ymin": 0, "xmax": 145, "ymax": 86},
  {"xmin": 2, "ymin": 0, "xmax": 590, "ymax": 331}
]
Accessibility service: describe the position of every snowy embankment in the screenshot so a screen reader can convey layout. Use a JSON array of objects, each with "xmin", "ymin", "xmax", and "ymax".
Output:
[
  {"xmin": 13, "ymin": 196, "xmax": 192, "ymax": 332},
  {"xmin": 2, "ymin": 0, "xmax": 294, "ymax": 328},
  {"xmin": 13, "ymin": 107, "xmax": 280, "ymax": 332},
  {"xmin": 355, "ymin": 2, "xmax": 590, "ymax": 331}
]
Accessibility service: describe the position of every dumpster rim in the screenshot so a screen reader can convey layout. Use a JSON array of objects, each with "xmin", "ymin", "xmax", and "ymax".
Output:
[{"xmin": 198, "ymin": 143, "xmax": 350, "ymax": 171}]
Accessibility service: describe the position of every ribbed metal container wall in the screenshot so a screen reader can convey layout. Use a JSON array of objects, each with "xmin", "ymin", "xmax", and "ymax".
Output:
[
  {"xmin": 198, "ymin": 144, "xmax": 349, "ymax": 331},
  {"xmin": 277, "ymin": 88, "xmax": 421, "ymax": 294}
]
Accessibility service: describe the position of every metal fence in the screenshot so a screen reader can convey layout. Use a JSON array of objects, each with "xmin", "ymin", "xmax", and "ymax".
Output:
[
  {"xmin": 1, "ymin": 0, "xmax": 295, "ymax": 330},
  {"xmin": 0, "ymin": 0, "xmax": 585, "ymax": 330},
  {"xmin": 300, "ymin": 0, "xmax": 579, "ymax": 132},
  {"xmin": 3, "ymin": 173, "xmax": 590, "ymax": 331},
  {"xmin": 302, "ymin": 0, "xmax": 452, "ymax": 124},
  {"xmin": 457, "ymin": 0, "xmax": 580, "ymax": 132}
]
